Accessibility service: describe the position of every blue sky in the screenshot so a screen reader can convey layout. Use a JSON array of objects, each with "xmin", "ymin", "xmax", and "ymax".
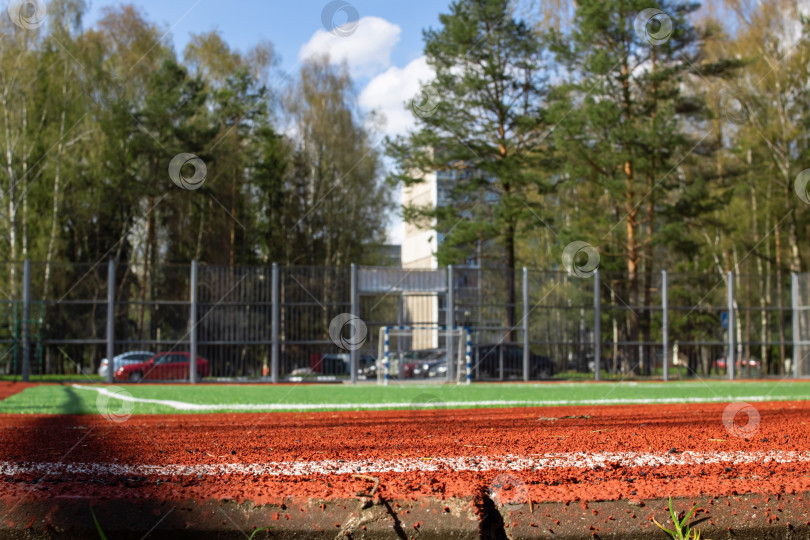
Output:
[
  {"xmin": 83, "ymin": 0, "xmax": 444, "ymax": 94},
  {"xmin": 83, "ymin": 1, "xmax": 452, "ymax": 242}
]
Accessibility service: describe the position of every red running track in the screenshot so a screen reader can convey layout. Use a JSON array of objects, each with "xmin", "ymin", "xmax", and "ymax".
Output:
[
  {"xmin": 0, "ymin": 382, "xmax": 36, "ymax": 401},
  {"xmin": 0, "ymin": 401, "xmax": 809, "ymax": 506}
]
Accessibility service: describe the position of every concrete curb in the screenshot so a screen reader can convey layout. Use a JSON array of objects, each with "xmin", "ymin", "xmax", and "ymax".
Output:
[{"xmin": 1, "ymin": 492, "xmax": 810, "ymax": 539}]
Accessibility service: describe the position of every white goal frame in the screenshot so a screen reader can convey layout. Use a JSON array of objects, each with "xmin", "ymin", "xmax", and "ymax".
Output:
[{"xmin": 376, "ymin": 325, "xmax": 471, "ymax": 385}]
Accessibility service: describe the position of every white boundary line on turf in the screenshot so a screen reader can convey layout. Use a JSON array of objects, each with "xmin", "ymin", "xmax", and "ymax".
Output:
[
  {"xmin": 72, "ymin": 384, "xmax": 803, "ymax": 411},
  {"xmin": 2, "ymin": 450, "xmax": 810, "ymax": 477}
]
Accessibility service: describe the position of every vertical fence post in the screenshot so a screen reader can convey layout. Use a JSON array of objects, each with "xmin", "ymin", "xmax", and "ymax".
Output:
[
  {"xmin": 465, "ymin": 328, "xmax": 471, "ymax": 385},
  {"xmin": 792, "ymin": 273, "xmax": 800, "ymax": 379},
  {"xmin": 662, "ymin": 270, "xmax": 669, "ymax": 382},
  {"xmin": 350, "ymin": 263, "xmax": 358, "ymax": 384},
  {"xmin": 271, "ymin": 263, "xmax": 279, "ymax": 383},
  {"xmin": 189, "ymin": 261, "xmax": 198, "ymax": 384},
  {"xmin": 523, "ymin": 267, "xmax": 530, "ymax": 382},
  {"xmin": 21, "ymin": 260, "xmax": 30, "ymax": 382},
  {"xmin": 727, "ymin": 271, "xmax": 734, "ymax": 381},
  {"xmin": 383, "ymin": 327, "xmax": 390, "ymax": 386},
  {"xmin": 593, "ymin": 269, "xmax": 600, "ymax": 381},
  {"xmin": 447, "ymin": 265, "xmax": 455, "ymax": 383},
  {"xmin": 106, "ymin": 260, "xmax": 115, "ymax": 384}
]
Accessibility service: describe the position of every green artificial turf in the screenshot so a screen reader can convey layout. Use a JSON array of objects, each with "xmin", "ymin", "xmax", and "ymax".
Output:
[
  {"xmin": 0, "ymin": 379, "xmax": 808, "ymax": 415},
  {"xmin": 0, "ymin": 374, "xmax": 104, "ymax": 382}
]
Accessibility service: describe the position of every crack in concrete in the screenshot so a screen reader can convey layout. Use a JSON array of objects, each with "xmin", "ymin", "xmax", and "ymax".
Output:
[
  {"xmin": 477, "ymin": 490, "xmax": 508, "ymax": 540},
  {"xmin": 333, "ymin": 498, "xmax": 395, "ymax": 539}
]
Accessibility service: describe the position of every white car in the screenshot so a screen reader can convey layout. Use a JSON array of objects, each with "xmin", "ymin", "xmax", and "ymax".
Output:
[{"xmin": 98, "ymin": 351, "xmax": 155, "ymax": 378}]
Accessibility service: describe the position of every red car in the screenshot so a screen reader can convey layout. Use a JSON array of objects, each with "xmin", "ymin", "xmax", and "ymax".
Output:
[
  {"xmin": 716, "ymin": 357, "xmax": 761, "ymax": 370},
  {"xmin": 115, "ymin": 352, "xmax": 209, "ymax": 382}
]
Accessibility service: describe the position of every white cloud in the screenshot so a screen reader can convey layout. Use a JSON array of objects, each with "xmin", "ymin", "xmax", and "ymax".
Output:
[
  {"xmin": 298, "ymin": 20, "xmax": 432, "ymax": 249},
  {"xmin": 359, "ymin": 57, "xmax": 434, "ymax": 249},
  {"xmin": 298, "ymin": 16, "xmax": 401, "ymax": 78},
  {"xmin": 358, "ymin": 56, "xmax": 434, "ymax": 137}
]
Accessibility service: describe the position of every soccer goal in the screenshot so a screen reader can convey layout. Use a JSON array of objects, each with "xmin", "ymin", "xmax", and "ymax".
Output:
[{"xmin": 376, "ymin": 325, "xmax": 472, "ymax": 385}]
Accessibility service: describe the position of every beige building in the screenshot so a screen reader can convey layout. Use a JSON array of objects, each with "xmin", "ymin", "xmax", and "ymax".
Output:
[
  {"xmin": 400, "ymin": 170, "xmax": 447, "ymax": 348},
  {"xmin": 399, "ymin": 166, "xmax": 487, "ymax": 353},
  {"xmin": 402, "ymin": 170, "xmax": 441, "ymax": 269}
]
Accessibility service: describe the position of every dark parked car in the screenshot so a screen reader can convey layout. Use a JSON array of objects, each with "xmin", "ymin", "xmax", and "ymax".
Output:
[
  {"xmin": 422, "ymin": 345, "xmax": 553, "ymax": 380},
  {"xmin": 426, "ymin": 358, "xmax": 448, "ymax": 378},
  {"xmin": 472, "ymin": 344, "xmax": 554, "ymax": 380},
  {"xmin": 115, "ymin": 352, "xmax": 209, "ymax": 382},
  {"xmin": 315, "ymin": 353, "xmax": 376, "ymax": 376},
  {"xmin": 363, "ymin": 350, "xmax": 444, "ymax": 379},
  {"xmin": 314, "ymin": 353, "xmax": 350, "ymax": 375},
  {"xmin": 407, "ymin": 349, "xmax": 445, "ymax": 378},
  {"xmin": 373, "ymin": 345, "xmax": 555, "ymax": 381}
]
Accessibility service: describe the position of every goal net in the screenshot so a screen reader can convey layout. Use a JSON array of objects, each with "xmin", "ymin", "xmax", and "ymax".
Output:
[{"xmin": 376, "ymin": 325, "xmax": 471, "ymax": 385}]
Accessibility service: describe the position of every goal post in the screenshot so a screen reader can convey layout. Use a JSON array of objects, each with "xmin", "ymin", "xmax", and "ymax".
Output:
[{"xmin": 376, "ymin": 325, "xmax": 472, "ymax": 385}]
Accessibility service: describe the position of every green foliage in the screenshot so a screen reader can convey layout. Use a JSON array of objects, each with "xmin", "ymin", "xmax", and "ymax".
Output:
[
  {"xmin": 653, "ymin": 497, "xmax": 705, "ymax": 539},
  {"xmin": 0, "ymin": 2, "xmax": 392, "ymax": 356},
  {"xmin": 0, "ymin": 2, "xmax": 390, "ymax": 274},
  {"xmin": 385, "ymin": 0, "xmax": 810, "ymax": 377}
]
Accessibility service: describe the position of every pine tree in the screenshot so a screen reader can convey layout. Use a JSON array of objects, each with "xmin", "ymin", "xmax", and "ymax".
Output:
[
  {"xmin": 388, "ymin": 0, "xmax": 550, "ymax": 338},
  {"xmin": 547, "ymin": 0, "xmax": 741, "ymax": 373}
]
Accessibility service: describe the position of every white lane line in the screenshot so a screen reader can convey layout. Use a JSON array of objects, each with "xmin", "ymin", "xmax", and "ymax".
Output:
[
  {"xmin": 71, "ymin": 385, "xmax": 803, "ymax": 411},
  {"xmin": 1, "ymin": 451, "xmax": 808, "ymax": 478}
]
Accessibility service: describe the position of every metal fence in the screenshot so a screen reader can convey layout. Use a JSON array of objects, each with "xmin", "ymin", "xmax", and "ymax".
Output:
[{"xmin": 1, "ymin": 260, "xmax": 808, "ymax": 382}]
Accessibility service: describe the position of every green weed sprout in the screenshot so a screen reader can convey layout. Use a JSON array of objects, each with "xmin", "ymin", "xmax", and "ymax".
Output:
[
  {"xmin": 653, "ymin": 497, "xmax": 707, "ymax": 540},
  {"xmin": 90, "ymin": 508, "xmax": 107, "ymax": 540}
]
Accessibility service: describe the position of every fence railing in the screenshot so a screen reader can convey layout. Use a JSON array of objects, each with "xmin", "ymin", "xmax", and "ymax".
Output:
[{"xmin": 1, "ymin": 260, "xmax": 808, "ymax": 382}]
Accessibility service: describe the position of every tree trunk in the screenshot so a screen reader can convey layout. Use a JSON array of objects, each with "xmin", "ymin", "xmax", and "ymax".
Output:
[
  {"xmin": 505, "ymin": 219, "xmax": 517, "ymax": 342},
  {"xmin": 44, "ymin": 104, "xmax": 67, "ymax": 300},
  {"xmin": 20, "ymin": 100, "xmax": 28, "ymax": 261},
  {"xmin": 774, "ymin": 81, "xmax": 801, "ymax": 273},
  {"xmin": 503, "ymin": 177, "xmax": 517, "ymax": 343},
  {"xmin": 138, "ymin": 196, "xmax": 155, "ymax": 340},
  {"xmin": 641, "ymin": 47, "xmax": 658, "ymax": 377},
  {"xmin": 4, "ymin": 91, "xmax": 18, "ymax": 297},
  {"xmin": 194, "ymin": 199, "xmax": 207, "ymax": 260},
  {"xmin": 749, "ymin": 152, "xmax": 770, "ymax": 373},
  {"xmin": 624, "ymin": 161, "xmax": 639, "ymax": 373},
  {"xmin": 642, "ymin": 173, "xmax": 654, "ymax": 376},
  {"xmin": 620, "ymin": 56, "xmax": 640, "ymax": 374},
  {"xmin": 775, "ymin": 217, "xmax": 786, "ymax": 372},
  {"xmin": 230, "ymin": 159, "xmax": 237, "ymax": 268}
]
